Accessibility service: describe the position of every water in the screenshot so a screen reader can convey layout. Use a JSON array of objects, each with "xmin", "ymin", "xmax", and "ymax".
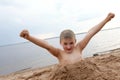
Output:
[{"xmin": 0, "ymin": 28, "xmax": 120, "ymax": 75}]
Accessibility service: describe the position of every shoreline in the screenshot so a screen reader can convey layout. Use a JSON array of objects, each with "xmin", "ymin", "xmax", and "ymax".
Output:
[{"xmin": 1, "ymin": 27, "xmax": 120, "ymax": 47}]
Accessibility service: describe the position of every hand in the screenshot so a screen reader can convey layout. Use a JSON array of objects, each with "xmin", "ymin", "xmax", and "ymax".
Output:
[
  {"xmin": 106, "ymin": 13, "xmax": 115, "ymax": 21},
  {"xmin": 20, "ymin": 29, "xmax": 29, "ymax": 39}
]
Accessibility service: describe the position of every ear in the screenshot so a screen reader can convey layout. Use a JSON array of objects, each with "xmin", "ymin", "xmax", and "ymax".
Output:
[
  {"xmin": 75, "ymin": 39, "xmax": 76, "ymax": 43},
  {"xmin": 60, "ymin": 40, "xmax": 61, "ymax": 44}
]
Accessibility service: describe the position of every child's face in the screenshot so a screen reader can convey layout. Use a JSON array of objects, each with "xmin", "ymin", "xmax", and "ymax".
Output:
[{"xmin": 60, "ymin": 38, "xmax": 76, "ymax": 53}]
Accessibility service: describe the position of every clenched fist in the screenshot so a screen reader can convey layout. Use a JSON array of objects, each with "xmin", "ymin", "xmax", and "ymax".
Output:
[
  {"xmin": 107, "ymin": 13, "xmax": 115, "ymax": 21},
  {"xmin": 20, "ymin": 29, "xmax": 30, "ymax": 39}
]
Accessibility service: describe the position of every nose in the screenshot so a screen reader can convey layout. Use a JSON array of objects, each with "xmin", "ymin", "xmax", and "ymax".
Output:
[{"xmin": 66, "ymin": 45, "xmax": 71, "ymax": 49}]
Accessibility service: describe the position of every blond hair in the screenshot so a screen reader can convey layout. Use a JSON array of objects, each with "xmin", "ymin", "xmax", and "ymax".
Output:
[{"xmin": 60, "ymin": 29, "xmax": 75, "ymax": 42}]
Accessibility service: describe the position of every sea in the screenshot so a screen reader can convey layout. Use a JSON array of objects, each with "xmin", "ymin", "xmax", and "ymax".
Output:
[{"xmin": 0, "ymin": 27, "xmax": 120, "ymax": 75}]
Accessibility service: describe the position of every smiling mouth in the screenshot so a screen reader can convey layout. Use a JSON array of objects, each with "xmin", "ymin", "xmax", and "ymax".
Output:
[
  {"xmin": 67, "ymin": 49, "xmax": 71, "ymax": 50},
  {"xmin": 66, "ymin": 49, "xmax": 72, "ymax": 52}
]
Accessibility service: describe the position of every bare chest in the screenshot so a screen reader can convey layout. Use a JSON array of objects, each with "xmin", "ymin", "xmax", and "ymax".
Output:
[{"xmin": 59, "ymin": 50, "xmax": 83, "ymax": 65}]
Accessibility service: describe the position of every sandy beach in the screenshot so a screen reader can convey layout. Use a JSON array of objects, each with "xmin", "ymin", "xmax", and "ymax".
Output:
[{"xmin": 0, "ymin": 48, "xmax": 120, "ymax": 80}]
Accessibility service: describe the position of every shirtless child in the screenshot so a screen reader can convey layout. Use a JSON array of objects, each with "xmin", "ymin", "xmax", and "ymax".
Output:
[{"xmin": 20, "ymin": 13, "xmax": 115, "ymax": 66}]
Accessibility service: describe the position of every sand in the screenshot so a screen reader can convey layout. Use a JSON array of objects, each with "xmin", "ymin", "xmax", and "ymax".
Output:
[{"xmin": 0, "ymin": 48, "xmax": 120, "ymax": 80}]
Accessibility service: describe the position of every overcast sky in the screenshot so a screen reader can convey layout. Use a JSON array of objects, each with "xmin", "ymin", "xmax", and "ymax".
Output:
[{"xmin": 0, "ymin": 0, "xmax": 120, "ymax": 46}]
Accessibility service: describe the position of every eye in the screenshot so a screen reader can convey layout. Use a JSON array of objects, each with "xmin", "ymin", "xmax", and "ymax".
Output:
[
  {"xmin": 64, "ymin": 43, "xmax": 67, "ymax": 45},
  {"xmin": 70, "ymin": 42, "xmax": 73, "ymax": 45}
]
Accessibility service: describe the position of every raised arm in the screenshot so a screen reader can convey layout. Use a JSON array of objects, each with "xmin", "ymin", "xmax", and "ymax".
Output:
[
  {"xmin": 78, "ymin": 13, "xmax": 115, "ymax": 51},
  {"xmin": 20, "ymin": 30, "xmax": 59, "ymax": 57}
]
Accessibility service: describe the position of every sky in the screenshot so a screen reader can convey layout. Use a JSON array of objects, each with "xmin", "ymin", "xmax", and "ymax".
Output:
[{"xmin": 0, "ymin": 0, "xmax": 120, "ymax": 46}]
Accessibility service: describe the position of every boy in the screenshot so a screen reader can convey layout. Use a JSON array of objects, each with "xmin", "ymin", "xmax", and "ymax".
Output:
[{"xmin": 20, "ymin": 13, "xmax": 115, "ymax": 66}]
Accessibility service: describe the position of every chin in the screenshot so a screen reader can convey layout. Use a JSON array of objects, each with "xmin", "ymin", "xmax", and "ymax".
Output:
[{"xmin": 66, "ymin": 50, "xmax": 72, "ymax": 53}]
